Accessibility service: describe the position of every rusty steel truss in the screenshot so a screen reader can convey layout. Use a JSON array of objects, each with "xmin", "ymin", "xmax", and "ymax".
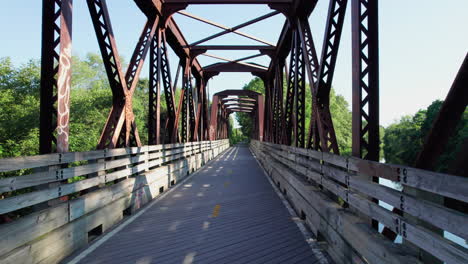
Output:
[{"xmin": 39, "ymin": 0, "xmax": 467, "ymax": 172}]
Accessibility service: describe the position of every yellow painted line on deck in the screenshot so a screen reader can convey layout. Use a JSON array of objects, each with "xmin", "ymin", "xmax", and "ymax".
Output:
[{"xmin": 212, "ymin": 204, "xmax": 221, "ymax": 217}]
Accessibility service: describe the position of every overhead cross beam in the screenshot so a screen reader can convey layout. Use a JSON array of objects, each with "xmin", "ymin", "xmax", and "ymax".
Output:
[
  {"xmin": 191, "ymin": 45, "xmax": 275, "ymax": 51},
  {"xmin": 201, "ymin": 53, "xmax": 268, "ymax": 70},
  {"xmin": 165, "ymin": 0, "xmax": 292, "ymax": 3},
  {"xmin": 190, "ymin": 11, "xmax": 280, "ymax": 46},
  {"xmin": 177, "ymin": 11, "xmax": 274, "ymax": 46}
]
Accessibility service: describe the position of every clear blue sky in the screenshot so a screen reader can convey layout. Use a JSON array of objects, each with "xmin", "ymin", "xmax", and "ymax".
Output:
[{"xmin": 1, "ymin": 0, "xmax": 467, "ymax": 126}]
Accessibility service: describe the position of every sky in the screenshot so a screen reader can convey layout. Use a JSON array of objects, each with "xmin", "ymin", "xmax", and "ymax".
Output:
[{"xmin": 0, "ymin": 0, "xmax": 467, "ymax": 127}]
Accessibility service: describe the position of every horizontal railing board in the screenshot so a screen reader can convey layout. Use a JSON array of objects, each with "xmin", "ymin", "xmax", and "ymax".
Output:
[
  {"xmin": 0, "ymin": 140, "xmax": 229, "ymax": 215},
  {"xmin": 0, "ymin": 142, "xmax": 207, "ymax": 173},
  {"xmin": 0, "ymin": 203, "xmax": 69, "ymax": 257},
  {"xmin": 258, "ymin": 149, "xmax": 418, "ymax": 264},
  {"xmin": 262, "ymin": 141, "xmax": 468, "ymax": 203},
  {"xmin": 251, "ymin": 141, "xmax": 468, "ymax": 264},
  {"xmin": 0, "ymin": 140, "xmax": 229, "ymax": 264},
  {"xmin": 0, "ymin": 162, "xmax": 105, "ymax": 192},
  {"xmin": 261, "ymin": 140, "xmax": 468, "ymax": 243}
]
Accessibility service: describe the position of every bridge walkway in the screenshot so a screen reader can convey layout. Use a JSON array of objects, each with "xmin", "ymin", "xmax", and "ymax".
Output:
[{"xmin": 67, "ymin": 145, "xmax": 324, "ymax": 264}]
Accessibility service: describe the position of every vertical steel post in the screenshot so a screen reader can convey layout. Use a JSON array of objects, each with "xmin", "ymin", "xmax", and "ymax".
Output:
[
  {"xmin": 40, "ymin": 0, "xmax": 73, "ymax": 154},
  {"xmin": 257, "ymin": 95, "xmax": 265, "ymax": 141},
  {"xmin": 149, "ymin": 29, "xmax": 162, "ymax": 145},
  {"xmin": 352, "ymin": 0, "xmax": 379, "ymax": 160},
  {"xmin": 284, "ymin": 30, "xmax": 298, "ymax": 146}
]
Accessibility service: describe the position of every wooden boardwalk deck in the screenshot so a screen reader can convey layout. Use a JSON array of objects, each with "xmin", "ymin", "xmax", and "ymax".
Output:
[{"xmin": 67, "ymin": 145, "xmax": 324, "ymax": 264}]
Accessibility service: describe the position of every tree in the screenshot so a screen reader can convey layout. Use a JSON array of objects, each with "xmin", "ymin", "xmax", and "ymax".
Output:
[{"xmin": 383, "ymin": 100, "xmax": 467, "ymax": 173}]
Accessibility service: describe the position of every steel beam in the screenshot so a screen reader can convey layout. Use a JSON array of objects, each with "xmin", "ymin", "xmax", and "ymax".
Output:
[
  {"xmin": 149, "ymin": 29, "xmax": 162, "ymax": 145},
  {"xmin": 352, "ymin": 0, "xmax": 379, "ymax": 161},
  {"xmin": 190, "ymin": 11, "xmax": 280, "ymax": 46},
  {"xmin": 88, "ymin": 0, "xmax": 157, "ymax": 149},
  {"xmin": 296, "ymin": 18, "xmax": 321, "ymax": 150},
  {"xmin": 177, "ymin": 11, "xmax": 274, "ymax": 46},
  {"xmin": 314, "ymin": 0, "xmax": 347, "ymax": 153},
  {"xmin": 415, "ymin": 53, "xmax": 468, "ymax": 169},
  {"xmin": 165, "ymin": 0, "xmax": 292, "ymax": 3},
  {"xmin": 40, "ymin": 0, "xmax": 73, "ymax": 154},
  {"xmin": 191, "ymin": 45, "xmax": 275, "ymax": 51}
]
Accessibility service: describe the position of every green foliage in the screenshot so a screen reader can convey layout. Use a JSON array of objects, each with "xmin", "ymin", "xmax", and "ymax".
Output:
[
  {"xmin": 0, "ymin": 53, "xmax": 160, "ymax": 158},
  {"xmin": 0, "ymin": 58, "xmax": 41, "ymax": 157},
  {"xmin": 228, "ymin": 116, "xmax": 248, "ymax": 145},
  {"xmin": 383, "ymin": 100, "xmax": 467, "ymax": 173}
]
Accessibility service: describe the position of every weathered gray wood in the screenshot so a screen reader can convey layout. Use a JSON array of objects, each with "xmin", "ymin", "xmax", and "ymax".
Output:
[
  {"xmin": 0, "ymin": 162, "xmax": 106, "ymax": 192},
  {"xmin": 0, "ymin": 153, "xmax": 61, "ymax": 172},
  {"xmin": 252, "ymin": 141, "xmax": 468, "ymax": 264},
  {"xmin": 404, "ymin": 166, "xmax": 468, "ymax": 203},
  {"xmin": 0, "ymin": 139, "xmax": 230, "ymax": 264},
  {"xmin": 350, "ymin": 176, "xmax": 468, "ymax": 240},
  {"xmin": 348, "ymin": 157, "xmax": 399, "ymax": 182},
  {"xmin": 0, "ymin": 203, "xmax": 69, "ymax": 256},
  {"xmin": 258, "ymin": 148, "xmax": 419, "ymax": 264},
  {"xmin": 0, "ymin": 176, "xmax": 106, "ymax": 214},
  {"xmin": 322, "ymin": 152, "xmax": 347, "ymax": 169}
]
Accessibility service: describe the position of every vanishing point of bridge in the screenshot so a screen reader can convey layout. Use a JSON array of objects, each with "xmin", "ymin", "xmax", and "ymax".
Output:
[{"xmin": 0, "ymin": 0, "xmax": 467, "ymax": 264}]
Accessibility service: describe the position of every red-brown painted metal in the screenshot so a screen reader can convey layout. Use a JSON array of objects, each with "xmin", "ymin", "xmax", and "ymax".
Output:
[
  {"xmin": 415, "ymin": 53, "xmax": 468, "ymax": 170},
  {"xmin": 149, "ymin": 28, "xmax": 163, "ymax": 145},
  {"xmin": 313, "ymin": 0, "xmax": 347, "ymax": 154},
  {"xmin": 88, "ymin": 0, "xmax": 157, "ymax": 149},
  {"xmin": 40, "ymin": 0, "xmax": 73, "ymax": 154},
  {"xmin": 352, "ymin": 0, "xmax": 379, "ymax": 161},
  {"xmin": 190, "ymin": 11, "xmax": 280, "ymax": 46}
]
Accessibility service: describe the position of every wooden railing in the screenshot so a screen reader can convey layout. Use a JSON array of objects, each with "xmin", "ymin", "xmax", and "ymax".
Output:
[
  {"xmin": 251, "ymin": 140, "xmax": 468, "ymax": 264},
  {"xmin": 0, "ymin": 139, "xmax": 229, "ymax": 264}
]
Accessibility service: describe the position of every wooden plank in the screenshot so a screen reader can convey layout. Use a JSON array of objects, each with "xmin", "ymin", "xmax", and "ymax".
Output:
[
  {"xmin": 322, "ymin": 152, "xmax": 347, "ymax": 169},
  {"xmin": 0, "ymin": 162, "xmax": 105, "ymax": 192},
  {"xmin": 0, "ymin": 176, "xmax": 105, "ymax": 215},
  {"xmin": 322, "ymin": 164, "xmax": 347, "ymax": 185},
  {"xmin": 404, "ymin": 219, "xmax": 468, "ymax": 264},
  {"xmin": 261, "ymin": 152, "xmax": 418, "ymax": 264},
  {"xmin": 350, "ymin": 177, "xmax": 468, "ymax": 240},
  {"xmin": 0, "ymin": 153, "xmax": 60, "ymax": 172},
  {"xmin": 348, "ymin": 157, "xmax": 399, "ymax": 181},
  {"xmin": 404, "ymin": 166, "xmax": 468, "ymax": 203},
  {"xmin": 0, "ymin": 203, "xmax": 69, "ymax": 256},
  {"xmin": 60, "ymin": 150, "xmax": 106, "ymax": 163}
]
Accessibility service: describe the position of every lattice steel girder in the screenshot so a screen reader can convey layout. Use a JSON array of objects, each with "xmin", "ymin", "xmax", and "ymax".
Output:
[
  {"xmin": 351, "ymin": 0, "xmax": 379, "ymax": 161},
  {"xmin": 296, "ymin": 18, "xmax": 321, "ymax": 150},
  {"xmin": 135, "ymin": 1, "xmax": 204, "ymax": 80},
  {"xmin": 313, "ymin": 0, "xmax": 347, "ymax": 153},
  {"xmin": 181, "ymin": 66, "xmax": 190, "ymax": 142},
  {"xmin": 88, "ymin": 0, "xmax": 158, "ymax": 149},
  {"xmin": 40, "ymin": 0, "xmax": 73, "ymax": 154},
  {"xmin": 193, "ymin": 77, "xmax": 201, "ymax": 141},
  {"xmin": 294, "ymin": 29, "xmax": 306, "ymax": 148},
  {"xmin": 158, "ymin": 31, "xmax": 178, "ymax": 143},
  {"xmin": 284, "ymin": 30, "xmax": 298, "ymax": 146},
  {"xmin": 149, "ymin": 29, "xmax": 162, "ymax": 145},
  {"xmin": 188, "ymin": 77, "xmax": 196, "ymax": 141}
]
